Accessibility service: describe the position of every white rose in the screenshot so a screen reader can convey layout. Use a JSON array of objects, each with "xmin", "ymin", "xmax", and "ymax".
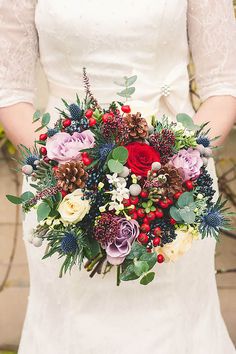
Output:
[
  {"xmin": 155, "ymin": 230, "xmax": 195, "ymax": 262},
  {"xmin": 58, "ymin": 189, "xmax": 90, "ymax": 223}
]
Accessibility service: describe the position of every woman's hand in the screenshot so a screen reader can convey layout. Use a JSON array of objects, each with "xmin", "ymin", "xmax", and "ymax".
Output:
[
  {"xmin": 0, "ymin": 102, "xmax": 40, "ymax": 149},
  {"xmin": 193, "ymin": 95, "xmax": 236, "ymax": 146}
]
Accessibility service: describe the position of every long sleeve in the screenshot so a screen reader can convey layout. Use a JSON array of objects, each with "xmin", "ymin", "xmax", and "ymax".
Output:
[
  {"xmin": 0, "ymin": 0, "xmax": 38, "ymax": 107},
  {"xmin": 187, "ymin": 0, "xmax": 236, "ymax": 102}
]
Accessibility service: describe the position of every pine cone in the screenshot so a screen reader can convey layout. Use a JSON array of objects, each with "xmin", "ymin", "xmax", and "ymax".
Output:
[
  {"xmin": 147, "ymin": 165, "xmax": 183, "ymax": 200},
  {"xmin": 124, "ymin": 112, "xmax": 148, "ymax": 140},
  {"xmin": 55, "ymin": 161, "xmax": 88, "ymax": 192}
]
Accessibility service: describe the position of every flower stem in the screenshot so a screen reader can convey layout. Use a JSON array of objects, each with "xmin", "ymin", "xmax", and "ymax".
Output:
[
  {"xmin": 85, "ymin": 253, "xmax": 104, "ymax": 272},
  {"xmin": 116, "ymin": 265, "xmax": 121, "ymax": 286}
]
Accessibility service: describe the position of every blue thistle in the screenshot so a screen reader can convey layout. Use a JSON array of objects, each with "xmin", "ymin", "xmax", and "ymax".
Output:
[
  {"xmin": 61, "ymin": 232, "xmax": 78, "ymax": 254},
  {"xmin": 99, "ymin": 143, "xmax": 115, "ymax": 161},
  {"xmin": 199, "ymin": 196, "xmax": 232, "ymax": 240},
  {"xmin": 47, "ymin": 128, "xmax": 59, "ymax": 137},
  {"xmin": 196, "ymin": 136, "xmax": 210, "ymax": 147},
  {"xmin": 69, "ymin": 103, "xmax": 82, "ymax": 120},
  {"xmin": 25, "ymin": 154, "xmax": 39, "ymax": 170}
]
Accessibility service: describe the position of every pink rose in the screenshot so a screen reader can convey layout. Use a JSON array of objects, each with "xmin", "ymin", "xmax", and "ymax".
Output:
[
  {"xmin": 170, "ymin": 148, "xmax": 203, "ymax": 181},
  {"xmin": 46, "ymin": 130, "xmax": 95, "ymax": 163}
]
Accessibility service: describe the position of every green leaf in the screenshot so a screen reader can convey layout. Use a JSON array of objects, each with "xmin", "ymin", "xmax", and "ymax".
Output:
[
  {"xmin": 112, "ymin": 146, "xmax": 128, "ymax": 164},
  {"xmin": 6, "ymin": 194, "xmax": 23, "ymax": 205},
  {"xmin": 177, "ymin": 192, "xmax": 194, "ymax": 208},
  {"xmin": 140, "ymin": 271, "xmax": 155, "ymax": 285},
  {"xmin": 37, "ymin": 202, "xmax": 51, "ymax": 222},
  {"xmin": 170, "ymin": 206, "xmax": 183, "ymax": 222},
  {"xmin": 42, "ymin": 113, "xmax": 50, "ymax": 126},
  {"xmin": 179, "ymin": 209, "xmax": 196, "ymax": 224},
  {"xmin": 150, "ymin": 206, "xmax": 156, "ymax": 212},
  {"xmin": 134, "ymin": 260, "xmax": 149, "ymax": 277},
  {"xmin": 20, "ymin": 191, "xmax": 34, "ymax": 201},
  {"xmin": 125, "ymin": 75, "xmax": 137, "ymax": 87},
  {"xmin": 34, "ymin": 125, "xmax": 45, "ymax": 133},
  {"xmin": 120, "ymin": 264, "xmax": 140, "ymax": 281},
  {"xmin": 126, "ymin": 242, "xmax": 146, "ymax": 259},
  {"xmin": 54, "ymin": 191, "xmax": 62, "ymax": 204},
  {"xmin": 139, "ymin": 252, "xmax": 157, "ymax": 270},
  {"xmin": 176, "ymin": 113, "xmax": 199, "ymax": 131},
  {"xmin": 145, "ymin": 207, "xmax": 150, "ymax": 214},
  {"xmin": 108, "ymin": 159, "xmax": 124, "ymax": 173},
  {"xmin": 33, "ymin": 110, "xmax": 41, "ymax": 122},
  {"xmin": 84, "ymin": 238, "xmax": 101, "ymax": 259},
  {"xmin": 117, "ymin": 87, "xmax": 135, "ymax": 98}
]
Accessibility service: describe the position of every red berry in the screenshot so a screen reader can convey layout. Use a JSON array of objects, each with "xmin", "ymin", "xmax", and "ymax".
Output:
[
  {"xmin": 102, "ymin": 113, "xmax": 113, "ymax": 123},
  {"xmin": 140, "ymin": 190, "xmax": 149, "ymax": 198},
  {"xmin": 138, "ymin": 233, "xmax": 149, "ymax": 245},
  {"xmin": 153, "ymin": 237, "xmax": 161, "ymax": 247},
  {"xmin": 121, "ymin": 105, "xmax": 131, "ymax": 114},
  {"xmin": 146, "ymin": 211, "xmax": 156, "ymax": 221},
  {"xmin": 81, "ymin": 152, "xmax": 88, "ymax": 158},
  {"xmin": 170, "ymin": 218, "xmax": 177, "ymax": 225},
  {"xmin": 89, "ymin": 118, "xmax": 97, "ymax": 127},
  {"xmin": 127, "ymin": 207, "xmax": 136, "ymax": 215},
  {"xmin": 130, "ymin": 212, "xmax": 138, "ymax": 220},
  {"xmin": 61, "ymin": 190, "xmax": 68, "ymax": 198},
  {"xmin": 146, "ymin": 247, "xmax": 152, "ymax": 253},
  {"xmin": 153, "ymin": 227, "xmax": 161, "ymax": 236},
  {"xmin": 40, "ymin": 147, "xmax": 47, "ymax": 155},
  {"xmin": 123, "ymin": 198, "xmax": 131, "ymax": 207},
  {"xmin": 130, "ymin": 196, "xmax": 139, "ymax": 205},
  {"xmin": 155, "ymin": 209, "xmax": 164, "ymax": 218},
  {"xmin": 63, "ymin": 119, "xmax": 71, "ymax": 127},
  {"xmin": 85, "ymin": 109, "xmax": 93, "ymax": 119},
  {"xmin": 157, "ymin": 254, "xmax": 165, "ymax": 263},
  {"xmin": 137, "ymin": 208, "xmax": 145, "ymax": 218},
  {"xmin": 185, "ymin": 180, "xmax": 194, "ymax": 190},
  {"xmin": 39, "ymin": 133, "xmax": 47, "ymax": 141},
  {"xmin": 143, "ymin": 217, "xmax": 149, "ymax": 224},
  {"xmin": 174, "ymin": 191, "xmax": 183, "ymax": 199},
  {"xmin": 83, "ymin": 157, "xmax": 93, "ymax": 166},
  {"xmin": 166, "ymin": 198, "xmax": 173, "ymax": 206},
  {"xmin": 140, "ymin": 223, "xmax": 151, "ymax": 233},
  {"xmin": 159, "ymin": 200, "xmax": 170, "ymax": 209},
  {"xmin": 53, "ymin": 166, "xmax": 59, "ymax": 172}
]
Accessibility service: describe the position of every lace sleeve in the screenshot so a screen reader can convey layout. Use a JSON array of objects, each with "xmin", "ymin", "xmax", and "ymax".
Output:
[
  {"xmin": 0, "ymin": 0, "xmax": 38, "ymax": 107},
  {"xmin": 187, "ymin": 0, "xmax": 236, "ymax": 102}
]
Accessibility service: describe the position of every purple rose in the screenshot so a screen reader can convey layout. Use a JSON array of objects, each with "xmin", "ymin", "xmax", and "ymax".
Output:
[
  {"xmin": 46, "ymin": 130, "xmax": 95, "ymax": 164},
  {"xmin": 170, "ymin": 148, "xmax": 203, "ymax": 181},
  {"xmin": 106, "ymin": 218, "xmax": 140, "ymax": 265}
]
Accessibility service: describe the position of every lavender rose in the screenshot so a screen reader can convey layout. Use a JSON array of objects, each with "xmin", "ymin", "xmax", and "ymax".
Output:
[
  {"xmin": 170, "ymin": 148, "xmax": 203, "ymax": 181},
  {"xmin": 46, "ymin": 130, "xmax": 95, "ymax": 164},
  {"xmin": 105, "ymin": 218, "xmax": 140, "ymax": 265}
]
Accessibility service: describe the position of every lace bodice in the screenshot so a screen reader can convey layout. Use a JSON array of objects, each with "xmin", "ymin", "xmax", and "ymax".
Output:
[{"xmin": 0, "ymin": 0, "xmax": 236, "ymax": 110}]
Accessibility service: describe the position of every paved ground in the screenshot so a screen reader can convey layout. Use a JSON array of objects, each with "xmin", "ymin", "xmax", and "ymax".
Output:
[{"xmin": 0, "ymin": 130, "xmax": 235, "ymax": 351}]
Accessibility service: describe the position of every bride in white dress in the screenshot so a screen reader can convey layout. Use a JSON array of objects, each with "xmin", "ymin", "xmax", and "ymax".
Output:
[{"xmin": 1, "ymin": 1, "xmax": 236, "ymax": 353}]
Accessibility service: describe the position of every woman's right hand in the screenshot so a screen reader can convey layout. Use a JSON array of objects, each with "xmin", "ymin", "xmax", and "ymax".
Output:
[{"xmin": 0, "ymin": 102, "xmax": 40, "ymax": 149}]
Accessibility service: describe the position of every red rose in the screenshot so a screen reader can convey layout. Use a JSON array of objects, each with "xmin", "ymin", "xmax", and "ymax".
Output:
[{"xmin": 125, "ymin": 142, "xmax": 160, "ymax": 177}]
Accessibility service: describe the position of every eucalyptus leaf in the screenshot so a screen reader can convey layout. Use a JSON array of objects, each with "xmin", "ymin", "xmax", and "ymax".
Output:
[
  {"xmin": 179, "ymin": 209, "xmax": 196, "ymax": 224},
  {"xmin": 108, "ymin": 159, "xmax": 124, "ymax": 173},
  {"xmin": 37, "ymin": 202, "xmax": 51, "ymax": 222},
  {"xmin": 33, "ymin": 110, "xmax": 41, "ymax": 122},
  {"xmin": 117, "ymin": 87, "xmax": 135, "ymax": 98},
  {"xmin": 120, "ymin": 264, "xmax": 140, "ymax": 281},
  {"xmin": 140, "ymin": 271, "xmax": 155, "ymax": 285},
  {"xmin": 112, "ymin": 146, "xmax": 128, "ymax": 164},
  {"xmin": 42, "ymin": 113, "xmax": 50, "ymax": 126},
  {"xmin": 140, "ymin": 252, "xmax": 157, "ymax": 270},
  {"xmin": 125, "ymin": 75, "xmax": 137, "ymax": 87},
  {"xmin": 176, "ymin": 113, "xmax": 199, "ymax": 131},
  {"xmin": 20, "ymin": 191, "xmax": 34, "ymax": 201},
  {"xmin": 6, "ymin": 194, "xmax": 23, "ymax": 205},
  {"xmin": 126, "ymin": 242, "xmax": 146, "ymax": 259},
  {"xmin": 134, "ymin": 260, "xmax": 149, "ymax": 277},
  {"xmin": 177, "ymin": 192, "xmax": 194, "ymax": 208},
  {"xmin": 170, "ymin": 206, "xmax": 183, "ymax": 222}
]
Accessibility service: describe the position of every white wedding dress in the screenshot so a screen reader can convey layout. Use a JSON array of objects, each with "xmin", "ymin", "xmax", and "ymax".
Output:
[{"xmin": 1, "ymin": 1, "xmax": 236, "ymax": 353}]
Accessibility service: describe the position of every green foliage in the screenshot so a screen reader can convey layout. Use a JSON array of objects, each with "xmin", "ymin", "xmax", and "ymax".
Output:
[
  {"xmin": 142, "ymin": 200, "xmax": 156, "ymax": 214},
  {"xmin": 37, "ymin": 201, "xmax": 51, "ymax": 222},
  {"xmin": 116, "ymin": 75, "xmax": 137, "ymax": 100},
  {"xmin": 120, "ymin": 242, "xmax": 157, "ymax": 285},
  {"xmin": 170, "ymin": 192, "xmax": 197, "ymax": 224},
  {"xmin": 107, "ymin": 146, "xmax": 129, "ymax": 173},
  {"xmin": 108, "ymin": 159, "xmax": 124, "ymax": 173},
  {"xmin": 176, "ymin": 113, "xmax": 199, "ymax": 131},
  {"xmin": 6, "ymin": 194, "xmax": 23, "ymax": 205},
  {"xmin": 34, "ymin": 111, "xmax": 51, "ymax": 132}
]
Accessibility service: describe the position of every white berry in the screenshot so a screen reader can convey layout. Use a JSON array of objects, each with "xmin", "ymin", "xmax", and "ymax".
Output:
[
  {"xmin": 151, "ymin": 162, "xmax": 161, "ymax": 171},
  {"xmin": 118, "ymin": 166, "xmax": 130, "ymax": 178},
  {"xmin": 22, "ymin": 164, "xmax": 33, "ymax": 175},
  {"xmin": 129, "ymin": 184, "xmax": 142, "ymax": 196},
  {"xmin": 32, "ymin": 237, "xmax": 43, "ymax": 247}
]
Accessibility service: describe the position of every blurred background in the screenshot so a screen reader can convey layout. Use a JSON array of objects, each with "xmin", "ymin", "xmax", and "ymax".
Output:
[{"xmin": 0, "ymin": 3, "xmax": 236, "ymax": 353}]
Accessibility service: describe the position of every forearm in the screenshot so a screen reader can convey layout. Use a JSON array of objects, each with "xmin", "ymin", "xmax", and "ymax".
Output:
[
  {"xmin": 193, "ymin": 95, "xmax": 236, "ymax": 146},
  {"xmin": 0, "ymin": 102, "xmax": 39, "ymax": 149}
]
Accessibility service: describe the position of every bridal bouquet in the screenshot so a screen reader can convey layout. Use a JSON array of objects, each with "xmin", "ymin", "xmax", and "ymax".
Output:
[{"xmin": 7, "ymin": 69, "xmax": 232, "ymax": 285}]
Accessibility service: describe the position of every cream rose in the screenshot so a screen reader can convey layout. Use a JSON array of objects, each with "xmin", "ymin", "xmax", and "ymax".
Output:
[
  {"xmin": 155, "ymin": 230, "xmax": 196, "ymax": 262},
  {"xmin": 58, "ymin": 189, "xmax": 90, "ymax": 223}
]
